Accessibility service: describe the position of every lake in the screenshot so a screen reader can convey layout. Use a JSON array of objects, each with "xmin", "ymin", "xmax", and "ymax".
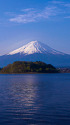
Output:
[{"xmin": 0, "ymin": 74, "xmax": 70, "ymax": 125}]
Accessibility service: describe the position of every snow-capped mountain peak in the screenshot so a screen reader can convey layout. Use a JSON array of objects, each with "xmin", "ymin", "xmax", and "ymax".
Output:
[{"xmin": 8, "ymin": 40, "xmax": 64, "ymax": 55}]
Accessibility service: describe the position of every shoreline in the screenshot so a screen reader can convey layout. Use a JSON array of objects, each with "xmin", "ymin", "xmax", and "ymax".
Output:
[{"xmin": 0, "ymin": 72, "xmax": 70, "ymax": 74}]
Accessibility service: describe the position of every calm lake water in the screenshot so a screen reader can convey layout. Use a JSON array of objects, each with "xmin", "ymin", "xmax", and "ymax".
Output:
[{"xmin": 0, "ymin": 74, "xmax": 70, "ymax": 125}]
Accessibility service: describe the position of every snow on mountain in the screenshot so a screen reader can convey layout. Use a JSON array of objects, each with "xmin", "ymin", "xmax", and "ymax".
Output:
[{"xmin": 8, "ymin": 40, "xmax": 64, "ymax": 55}]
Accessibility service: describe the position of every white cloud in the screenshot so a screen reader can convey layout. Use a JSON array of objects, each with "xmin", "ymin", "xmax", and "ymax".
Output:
[
  {"xmin": 9, "ymin": 1, "xmax": 70, "ymax": 24},
  {"xmin": 21, "ymin": 8, "xmax": 34, "ymax": 12},
  {"xmin": 10, "ymin": 11, "xmax": 37, "ymax": 23},
  {"xmin": 51, "ymin": 1, "xmax": 64, "ymax": 4},
  {"xmin": 64, "ymin": 16, "xmax": 70, "ymax": 18},
  {"xmin": 9, "ymin": 6, "xmax": 60, "ymax": 23},
  {"xmin": 63, "ymin": 4, "xmax": 70, "ymax": 7},
  {"xmin": 51, "ymin": 1, "xmax": 70, "ymax": 7}
]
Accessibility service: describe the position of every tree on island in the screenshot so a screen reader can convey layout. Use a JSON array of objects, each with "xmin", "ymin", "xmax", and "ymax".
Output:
[{"xmin": 0, "ymin": 61, "xmax": 59, "ymax": 73}]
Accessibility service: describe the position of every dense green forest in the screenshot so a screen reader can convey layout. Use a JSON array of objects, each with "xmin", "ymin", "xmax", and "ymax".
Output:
[{"xmin": 0, "ymin": 61, "xmax": 59, "ymax": 73}]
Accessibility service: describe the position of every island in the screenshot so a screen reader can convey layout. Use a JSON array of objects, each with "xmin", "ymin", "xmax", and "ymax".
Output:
[{"xmin": 0, "ymin": 61, "xmax": 59, "ymax": 74}]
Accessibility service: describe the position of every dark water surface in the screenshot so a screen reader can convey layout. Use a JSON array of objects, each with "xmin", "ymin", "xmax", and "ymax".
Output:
[{"xmin": 0, "ymin": 74, "xmax": 70, "ymax": 125}]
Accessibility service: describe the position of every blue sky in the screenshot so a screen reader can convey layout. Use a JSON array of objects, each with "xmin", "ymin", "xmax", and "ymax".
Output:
[{"xmin": 0, "ymin": 0, "xmax": 70, "ymax": 55}]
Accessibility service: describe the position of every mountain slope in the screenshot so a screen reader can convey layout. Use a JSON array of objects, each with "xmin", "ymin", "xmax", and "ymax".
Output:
[{"xmin": 8, "ymin": 41, "xmax": 64, "ymax": 55}]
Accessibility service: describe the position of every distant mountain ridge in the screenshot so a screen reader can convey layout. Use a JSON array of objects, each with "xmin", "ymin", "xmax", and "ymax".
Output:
[{"xmin": 0, "ymin": 40, "xmax": 70, "ymax": 67}]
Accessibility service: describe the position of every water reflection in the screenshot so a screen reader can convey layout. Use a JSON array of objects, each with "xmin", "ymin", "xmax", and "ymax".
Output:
[{"xmin": 8, "ymin": 75, "xmax": 40, "ymax": 114}]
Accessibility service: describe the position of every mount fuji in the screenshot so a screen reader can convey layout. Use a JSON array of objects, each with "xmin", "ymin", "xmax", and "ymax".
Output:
[
  {"xmin": 0, "ymin": 40, "xmax": 70, "ymax": 67},
  {"xmin": 8, "ymin": 41, "xmax": 64, "ymax": 55}
]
